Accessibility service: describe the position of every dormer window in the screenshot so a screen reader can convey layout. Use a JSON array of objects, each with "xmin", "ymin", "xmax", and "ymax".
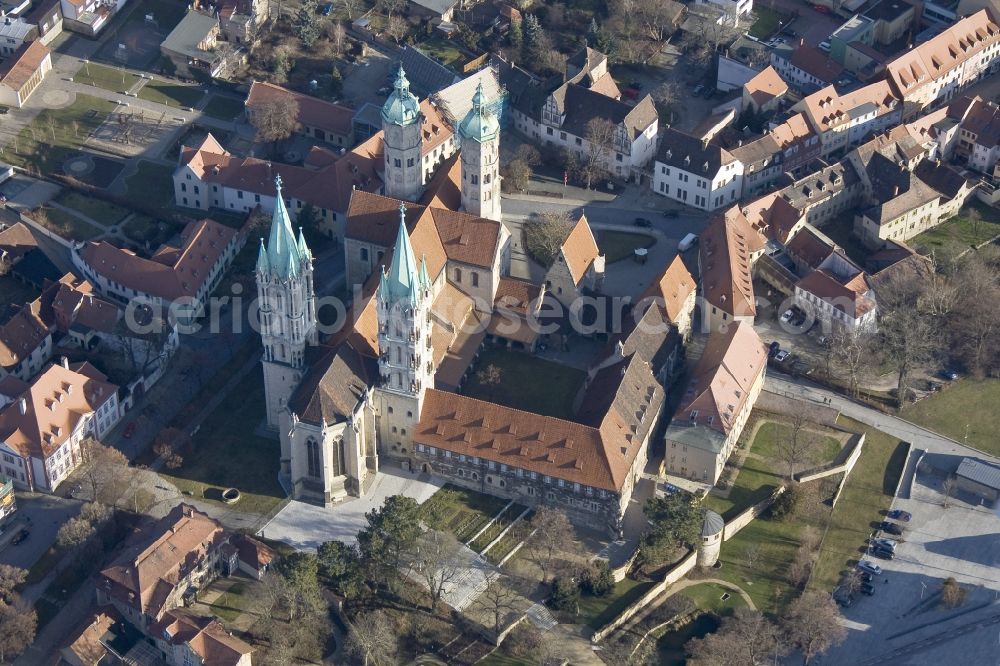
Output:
[{"xmin": 689, "ymin": 410, "xmax": 698, "ymax": 421}]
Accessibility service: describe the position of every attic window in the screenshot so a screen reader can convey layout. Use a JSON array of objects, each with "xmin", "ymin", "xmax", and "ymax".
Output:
[{"xmin": 689, "ymin": 410, "xmax": 699, "ymax": 421}]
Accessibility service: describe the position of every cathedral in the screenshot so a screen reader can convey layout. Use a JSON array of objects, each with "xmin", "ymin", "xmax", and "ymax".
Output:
[{"xmin": 256, "ymin": 66, "xmax": 662, "ymax": 536}]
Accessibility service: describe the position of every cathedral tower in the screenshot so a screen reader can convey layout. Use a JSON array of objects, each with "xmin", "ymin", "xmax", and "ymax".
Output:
[
  {"xmin": 376, "ymin": 204, "xmax": 434, "ymax": 458},
  {"xmin": 382, "ymin": 65, "xmax": 423, "ymax": 202},
  {"xmin": 257, "ymin": 175, "xmax": 318, "ymax": 438},
  {"xmin": 458, "ymin": 81, "xmax": 502, "ymax": 221}
]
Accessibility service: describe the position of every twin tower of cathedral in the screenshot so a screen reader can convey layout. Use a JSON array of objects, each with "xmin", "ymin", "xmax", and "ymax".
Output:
[{"xmin": 256, "ymin": 65, "xmax": 503, "ymax": 437}]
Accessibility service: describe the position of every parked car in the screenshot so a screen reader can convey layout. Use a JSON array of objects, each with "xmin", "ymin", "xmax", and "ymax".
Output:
[
  {"xmin": 818, "ymin": 39, "xmax": 831, "ymax": 51},
  {"xmin": 814, "ymin": 4, "xmax": 830, "ymax": 13},
  {"xmin": 774, "ymin": 350, "xmax": 790, "ymax": 362},
  {"xmin": 887, "ymin": 510, "xmax": 911, "ymax": 522},
  {"xmin": 871, "ymin": 547, "xmax": 895, "ymax": 560},
  {"xmin": 857, "ymin": 560, "xmax": 882, "ymax": 576},
  {"xmin": 835, "ymin": 593, "xmax": 853, "ymax": 607},
  {"xmin": 634, "ymin": 217, "xmax": 652, "ymax": 227},
  {"xmin": 872, "ymin": 537, "xmax": 897, "ymax": 551},
  {"xmin": 693, "ymin": 84, "xmax": 706, "ymax": 97},
  {"xmin": 663, "ymin": 210, "xmax": 679, "ymax": 219},
  {"xmin": 769, "ymin": 341, "xmax": 781, "ymax": 358},
  {"xmin": 880, "ymin": 521, "xmax": 903, "ymax": 535},
  {"xmin": 780, "ymin": 308, "xmax": 795, "ymax": 323},
  {"xmin": 940, "ymin": 368, "xmax": 959, "ymax": 381},
  {"xmin": 861, "ymin": 582, "xmax": 876, "ymax": 596},
  {"xmin": 860, "ymin": 572, "xmax": 874, "ymax": 583},
  {"xmin": 11, "ymin": 528, "xmax": 29, "ymax": 545}
]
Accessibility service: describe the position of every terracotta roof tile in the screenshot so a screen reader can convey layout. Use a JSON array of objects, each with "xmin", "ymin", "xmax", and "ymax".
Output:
[
  {"xmin": 0, "ymin": 222, "xmax": 37, "ymax": 263},
  {"xmin": 698, "ymin": 207, "xmax": 764, "ymax": 318},
  {"xmin": 744, "ymin": 66, "xmax": 788, "ymax": 107},
  {"xmin": 0, "ymin": 40, "xmax": 49, "ymax": 91},
  {"xmin": 640, "ymin": 254, "xmax": 695, "ymax": 324},
  {"xmin": 561, "ymin": 214, "xmax": 601, "ymax": 285},
  {"xmin": 247, "ymin": 80, "xmax": 354, "ymax": 138}
]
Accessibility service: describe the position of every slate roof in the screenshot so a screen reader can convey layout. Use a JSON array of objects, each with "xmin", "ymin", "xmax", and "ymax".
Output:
[
  {"xmin": 288, "ymin": 342, "xmax": 376, "ymax": 425},
  {"xmin": 956, "ymin": 457, "xmax": 1000, "ymax": 491},
  {"xmin": 657, "ymin": 127, "xmax": 737, "ymax": 176},
  {"xmin": 914, "ymin": 159, "xmax": 971, "ymax": 200},
  {"xmin": 400, "ymin": 45, "xmax": 459, "ymax": 96}
]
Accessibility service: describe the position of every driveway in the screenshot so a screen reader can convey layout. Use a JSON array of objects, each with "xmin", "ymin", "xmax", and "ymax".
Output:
[
  {"xmin": 0, "ymin": 494, "xmax": 81, "ymax": 572},
  {"xmin": 258, "ymin": 466, "xmax": 443, "ymax": 550},
  {"xmin": 821, "ymin": 465, "xmax": 1000, "ymax": 665}
]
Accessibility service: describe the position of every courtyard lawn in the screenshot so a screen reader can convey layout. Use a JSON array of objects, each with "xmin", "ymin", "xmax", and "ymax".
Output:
[
  {"xmin": 124, "ymin": 160, "xmax": 175, "ymax": 207},
  {"xmin": 54, "ymin": 191, "xmax": 129, "ymax": 226},
  {"xmin": 421, "ymin": 484, "xmax": 510, "ymax": 543},
  {"xmin": 808, "ymin": 417, "xmax": 907, "ymax": 593},
  {"xmin": 751, "ymin": 421, "xmax": 844, "ymax": 470},
  {"xmin": 122, "ymin": 214, "xmax": 168, "ymax": 248},
  {"xmin": 158, "ymin": 372, "xmax": 285, "ymax": 517},
  {"xmin": 202, "ymin": 94, "xmax": 246, "ymax": 121},
  {"xmin": 0, "ymin": 277, "xmax": 40, "ymax": 307},
  {"xmin": 138, "ymin": 79, "xmax": 205, "ymax": 108},
  {"xmin": 208, "ymin": 581, "xmax": 249, "ymax": 622},
  {"xmin": 598, "ymin": 230, "xmax": 655, "ymax": 263},
  {"xmin": 74, "ymin": 62, "xmax": 141, "ymax": 93},
  {"xmin": 749, "ymin": 6, "xmax": 788, "ymax": 38},
  {"xmin": 418, "ymin": 37, "xmax": 464, "ymax": 70},
  {"xmin": 678, "ymin": 582, "xmax": 749, "ymax": 615},
  {"xmin": 902, "ymin": 379, "xmax": 1000, "ymax": 457},
  {"xmin": 5, "ymin": 95, "xmax": 118, "ymax": 174},
  {"xmin": 461, "ymin": 347, "xmax": 586, "ymax": 420},
  {"xmin": 578, "ymin": 577, "xmax": 655, "ymax": 629},
  {"xmin": 30, "ymin": 206, "xmax": 103, "ymax": 241},
  {"xmin": 911, "ymin": 202, "xmax": 1000, "ymax": 261}
]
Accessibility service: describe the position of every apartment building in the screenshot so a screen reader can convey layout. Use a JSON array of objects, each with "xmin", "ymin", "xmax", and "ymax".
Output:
[
  {"xmin": 653, "ymin": 128, "xmax": 744, "ymax": 211},
  {"xmin": 793, "ymin": 81, "xmax": 902, "ymax": 156}
]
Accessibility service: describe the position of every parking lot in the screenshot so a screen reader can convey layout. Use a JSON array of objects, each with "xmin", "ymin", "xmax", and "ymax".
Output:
[
  {"xmin": 822, "ymin": 455, "xmax": 1000, "ymax": 665},
  {"xmin": 0, "ymin": 494, "xmax": 81, "ymax": 572}
]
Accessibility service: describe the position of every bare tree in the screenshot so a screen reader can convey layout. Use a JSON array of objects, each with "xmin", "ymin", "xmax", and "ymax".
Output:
[
  {"xmin": 475, "ymin": 576, "xmax": 519, "ymax": 639},
  {"xmin": 875, "ymin": 270, "xmax": 939, "ymax": 407},
  {"xmin": 951, "ymin": 253, "xmax": 1000, "ymax": 376},
  {"xmin": 476, "ymin": 364, "xmax": 503, "ymax": 401},
  {"xmin": 775, "ymin": 406, "xmax": 818, "ymax": 478},
  {"xmin": 330, "ymin": 21, "xmax": 347, "ymax": 57},
  {"xmin": 385, "ymin": 14, "xmax": 408, "ymax": 44},
  {"xmin": 687, "ymin": 608, "xmax": 786, "ymax": 666},
  {"xmin": 521, "ymin": 507, "xmax": 573, "ymax": 583},
  {"xmin": 0, "ymin": 566, "xmax": 26, "ymax": 603},
  {"xmin": 345, "ymin": 610, "xmax": 397, "ymax": 666},
  {"xmin": 742, "ymin": 544, "xmax": 761, "ymax": 571},
  {"xmin": 377, "ymin": 0, "xmax": 405, "ymax": 18},
  {"xmin": 941, "ymin": 476, "xmax": 954, "ymax": 508},
  {"xmin": 406, "ymin": 529, "xmax": 463, "ymax": 612},
  {"xmin": 583, "ymin": 117, "xmax": 616, "ymax": 190},
  {"xmin": 967, "ymin": 207, "xmax": 983, "ymax": 244},
  {"xmin": 247, "ymin": 93, "xmax": 300, "ymax": 156},
  {"xmin": 0, "ymin": 596, "xmax": 36, "ymax": 663},
  {"xmin": 780, "ymin": 592, "xmax": 848, "ymax": 665},
  {"xmin": 941, "ymin": 577, "xmax": 965, "ymax": 608},
  {"xmin": 79, "ymin": 439, "xmax": 130, "ymax": 504},
  {"xmin": 337, "ymin": 0, "xmax": 361, "ymax": 19},
  {"xmin": 524, "ymin": 210, "xmax": 574, "ymax": 267},
  {"xmin": 502, "ymin": 159, "xmax": 532, "ymax": 191},
  {"xmin": 633, "ymin": 0, "xmax": 684, "ymax": 41},
  {"xmin": 830, "ymin": 328, "xmax": 876, "ymax": 397}
]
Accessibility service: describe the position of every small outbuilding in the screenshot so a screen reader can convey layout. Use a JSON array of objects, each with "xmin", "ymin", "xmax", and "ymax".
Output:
[{"xmin": 955, "ymin": 457, "xmax": 1000, "ymax": 504}]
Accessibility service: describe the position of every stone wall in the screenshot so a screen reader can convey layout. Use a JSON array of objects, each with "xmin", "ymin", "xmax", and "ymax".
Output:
[
  {"xmin": 722, "ymin": 486, "xmax": 786, "ymax": 542},
  {"xmin": 795, "ymin": 432, "xmax": 866, "ymax": 484},
  {"xmin": 755, "ymin": 390, "xmax": 841, "ymax": 427}
]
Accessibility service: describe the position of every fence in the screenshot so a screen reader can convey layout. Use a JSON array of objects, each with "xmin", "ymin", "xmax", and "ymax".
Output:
[
  {"xmin": 722, "ymin": 486, "xmax": 786, "ymax": 541},
  {"xmin": 795, "ymin": 432, "xmax": 866, "ymax": 484},
  {"xmin": 756, "ymin": 390, "xmax": 841, "ymax": 426},
  {"xmin": 590, "ymin": 551, "xmax": 697, "ymax": 643}
]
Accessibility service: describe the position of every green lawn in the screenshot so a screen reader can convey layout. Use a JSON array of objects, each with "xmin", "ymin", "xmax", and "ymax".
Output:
[
  {"xmin": 0, "ymin": 277, "xmax": 40, "ymax": 307},
  {"xmin": 479, "ymin": 654, "xmax": 534, "ymax": 666},
  {"xmin": 74, "ymin": 62, "xmax": 141, "ymax": 92},
  {"xmin": 124, "ymin": 160, "xmax": 175, "ymax": 207},
  {"xmin": 901, "ymin": 378, "xmax": 1000, "ymax": 457},
  {"xmin": 808, "ymin": 417, "xmax": 907, "ymax": 593},
  {"xmin": 911, "ymin": 202, "xmax": 1000, "ymax": 261},
  {"xmin": 462, "ymin": 347, "xmax": 586, "ymax": 420},
  {"xmin": 578, "ymin": 578, "xmax": 655, "ymax": 629},
  {"xmin": 418, "ymin": 37, "xmax": 465, "ymax": 70},
  {"xmin": 678, "ymin": 582, "xmax": 748, "ymax": 615},
  {"xmin": 158, "ymin": 372, "xmax": 285, "ymax": 517},
  {"xmin": 209, "ymin": 581, "xmax": 249, "ymax": 622},
  {"xmin": 749, "ymin": 6, "xmax": 788, "ymax": 38},
  {"xmin": 598, "ymin": 231, "xmax": 655, "ymax": 263},
  {"xmin": 421, "ymin": 484, "xmax": 510, "ymax": 543},
  {"xmin": 469, "ymin": 503, "xmax": 526, "ymax": 553},
  {"xmin": 138, "ymin": 79, "xmax": 205, "ymax": 108},
  {"xmin": 202, "ymin": 94, "xmax": 246, "ymax": 121},
  {"xmin": 5, "ymin": 95, "xmax": 118, "ymax": 174},
  {"xmin": 54, "ymin": 191, "xmax": 129, "ymax": 225},
  {"xmin": 123, "ymin": 214, "xmax": 171, "ymax": 248},
  {"xmin": 30, "ymin": 206, "xmax": 103, "ymax": 241},
  {"xmin": 751, "ymin": 422, "xmax": 844, "ymax": 470}
]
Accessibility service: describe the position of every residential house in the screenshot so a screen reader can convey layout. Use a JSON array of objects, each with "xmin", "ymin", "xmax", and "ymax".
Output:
[
  {"xmin": 794, "ymin": 250, "xmax": 877, "ymax": 334},
  {"xmin": 0, "ymin": 40, "xmax": 50, "ymax": 108},
  {"xmin": 653, "ymin": 128, "xmax": 744, "ymax": 210},
  {"xmin": 216, "ymin": 0, "xmax": 268, "ymax": 45},
  {"xmin": 60, "ymin": 608, "xmax": 129, "ymax": 666},
  {"xmin": 246, "ymin": 81, "xmax": 355, "ymax": 148},
  {"xmin": 544, "ymin": 214, "xmax": 605, "ymax": 307},
  {"xmin": 60, "ymin": 0, "xmax": 127, "ymax": 35},
  {"xmin": 151, "ymin": 610, "xmax": 254, "ymax": 666},
  {"xmin": 408, "ymin": 0, "xmax": 459, "ymax": 22},
  {"xmin": 770, "ymin": 42, "xmax": 847, "ymax": 94},
  {"xmin": 21, "ymin": 0, "xmax": 62, "ymax": 45},
  {"xmin": 768, "ymin": 158, "xmax": 862, "ymax": 229},
  {"xmin": 663, "ymin": 322, "xmax": 766, "ymax": 484},
  {"xmin": 699, "ymin": 207, "xmax": 765, "ymax": 332},
  {"xmin": 696, "ymin": 0, "xmax": 753, "ymax": 17},
  {"xmin": 0, "ymin": 298, "xmax": 52, "ymax": 383},
  {"xmin": 949, "ymin": 95, "xmax": 1000, "ymax": 173},
  {"xmin": 742, "ymin": 66, "xmax": 788, "ymax": 114},
  {"xmin": 884, "ymin": 10, "xmax": 1000, "ymax": 118},
  {"xmin": 161, "ymin": 10, "xmax": 239, "ymax": 79},
  {"xmin": 914, "ymin": 158, "xmax": 975, "ymax": 219},
  {"xmin": 0, "ymin": 17, "xmax": 37, "ymax": 56},
  {"xmin": 0, "ymin": 221, "xmax": 38, "ymax": 273},
  {"xmin": 71, "ymin": 217, "xmax": 246, "ymax": 323},
  {"xmin": 0, "ymin": 360, "xmax": 120, "ymax": 493},
  {"xmin": 731, "ymin": 113, "xmax": 824, "ymax": 197},
  {"xmin": 793, "ymin": 81, "xmax": 902, "ymax": 156}
]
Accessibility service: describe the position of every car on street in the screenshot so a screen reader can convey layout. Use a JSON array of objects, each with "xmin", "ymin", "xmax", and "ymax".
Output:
[
  {"xmin": 887, "ymin": 510, "xmax": 911, "ymax": 522},
  {"xmin": 663, "ymin": 210, "xmax": 679, "ymax": 218},
  {"xmin": 861, "ymin": 582, "xmax": 876, "ymax": 596},
  {"xmin": 11, "ymin": 528, "xmax": 29, "ymax": 545},
  {"xmin": 634, "ymin": 217, "xmax": 652, "ymax": 227},
  {"xmin": 774, "ymin": 350, "xmax": 790, "ymax": 362},
  {"xmin": 880, "ymin": 521, "xmax": 903, "ymax": 535},
  {"xmin": 123, "ymin": 422, "xmax": 137, "ymax": 438},
  {"xmin": 780, "ymin": 308, "xmax": 795, "ymax": 323},
  {"xmin": 872, "ymin": 537, "xmax": 897, "ymax": 551},
  {"xmin": 857, "ymin": 560, "xmax": 882, "ymax": 576}
]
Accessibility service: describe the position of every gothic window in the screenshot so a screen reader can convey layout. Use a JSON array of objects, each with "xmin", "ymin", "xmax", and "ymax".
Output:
[
  {"xmin": 407, "ymin": 158, "xmax": 415, "ymax": 167},
  {"xmin": 394, "ymin": 158, "xmax": 402, "ymax": 168},
  {"xmin": 361, "ymin": 248, "xmax": 369, "ymax": 261},
  {"xmin": 471, "ymin": 175, "xmax": 479, "ymax": 185},
  {"xmin": 306, "ymin": 439, "xmax": 321, "ymax": 478}
]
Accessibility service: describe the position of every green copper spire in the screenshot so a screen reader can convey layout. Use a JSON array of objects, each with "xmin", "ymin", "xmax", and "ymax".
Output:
[
  {"xmin": 381, "ymin": 64, "xmax": 421, "ymax": 126},
  {"xmin": 419, "ymin": 254, "xmax": 430, "ymax": 291},
  {"xmin": 255, "ymin": 238, "xmax": 269, "ymax": 273},
  {"xmin": 264, "ymin": 175, "xmax": 305, "ymax": 279},
  {"xmin": 381, "ymin": 203, "xmax": 420, "ymax": 304},
  {"xmin": 458, "ymin": 80, "xmax": 499, "ymax": 143},
  {"xmin": 297, "ymin": 226, "xmax": 311, "ymax": 260}
]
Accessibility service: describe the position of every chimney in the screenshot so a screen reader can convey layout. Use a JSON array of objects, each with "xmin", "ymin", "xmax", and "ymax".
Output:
[
  {"xmin": 61, "ymin": 356, "xmax": 69, "ymax": 369},
  {"xmin": 800, "ymin": 37, "xmax": 805, "ymax": 47},
  {"xmin": 18, "ymin": 398, "xmax": 26, "ymax": 415},
  {"xmin": 615, "ymin": 340, "xmax": 625, "ymax": 358},
  {"xmin": 893, "ymin": 184, "xmax": 900, "ymax": 196}
]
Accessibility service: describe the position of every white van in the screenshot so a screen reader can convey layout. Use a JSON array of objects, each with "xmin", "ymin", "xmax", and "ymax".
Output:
[{"xmin": 678, "ymin": 233, "xmax": 699, "ymax": 252}]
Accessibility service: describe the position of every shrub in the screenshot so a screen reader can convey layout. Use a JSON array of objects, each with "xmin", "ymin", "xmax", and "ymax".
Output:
[
  {"xmin": 580, "ymin": 560, "xmax": 615, "ymax": 597},
  {"xmin": 548, "ymin": 576, "xmax": 579, "ymax": 612},
  {"xmin": 769, "ymin": 485, "xmax": 800, "ymax": 520}
]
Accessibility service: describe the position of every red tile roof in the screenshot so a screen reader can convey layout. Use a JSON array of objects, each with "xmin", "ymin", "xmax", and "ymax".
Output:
[
  {"xmin": 246, "ymin": 80, "xmax": 354, "ymax": 138},
  {"xmin": 0, "ymin": 40, "xmax": 49, "ymax": 91}
]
